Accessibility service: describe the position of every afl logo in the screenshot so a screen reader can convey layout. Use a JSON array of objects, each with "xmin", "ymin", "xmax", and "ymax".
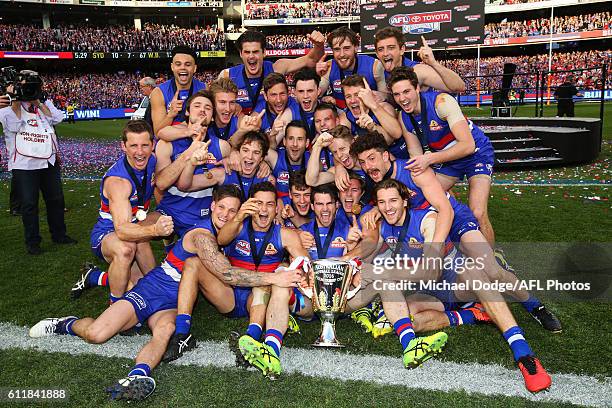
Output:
[
  {"xmin": 389, "ymin": 14, "xmax": 411, "ymax": 26},
  {"xmin": 27, "ymin": 119, "xmax": 38, "ymax": 127},
  {"xmin": 386, "ymin": 237, "xmax": 398, "ymax": 244},
  {"xmin": 235, "ymin": 240, "xmax": 251, "ymax": 256}
]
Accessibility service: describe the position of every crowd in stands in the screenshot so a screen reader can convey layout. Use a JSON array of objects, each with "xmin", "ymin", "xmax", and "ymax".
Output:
[
  {"xmin": 0, "ymin": 23, "xmax": 225, "ymax": 52},
  {"xmin": 485, "ymin": 12, "xmax": 611, "ymax": 39},
  {"xmin": 246, "ymin": 1, "xmax": 359, "ymax": 20},
  {"xmin": 38, "ymin": 49, "xmax": 609, "ymax": 110},
  {"xmin": 442, "ymin": 50, "xmax": 611, "ymax": 93},
  {"xmin": 44, "ymin": 71, "xmax": 219, "ymax": 109}
]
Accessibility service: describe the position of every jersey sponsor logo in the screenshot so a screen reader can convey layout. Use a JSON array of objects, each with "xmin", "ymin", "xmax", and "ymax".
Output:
[
  {"xmin": 264, "ymin": 243, "xmax": 278, "ymax": 255},
  {"xmin": 26, "ymin": 119, "xmax": 38, "ymax": 127},
  {"xmin": 235, "ymin": 240, "xmax": 251, "ymax": 256},
  {"xmin": 330, "ymin": 236, "xmax": 346, "ymax": 248},
  {"xmin": 429, "ymin": 120, "xmax": 442, "ymax": 131}
]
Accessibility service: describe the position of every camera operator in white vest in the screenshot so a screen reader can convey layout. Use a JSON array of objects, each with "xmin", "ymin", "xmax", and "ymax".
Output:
[{"xmin": 1, "ymin": 70, "xmax": 76, "ymax": 255}]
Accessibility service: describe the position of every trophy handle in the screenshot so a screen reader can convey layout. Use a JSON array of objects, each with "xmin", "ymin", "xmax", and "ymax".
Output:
[{"xmin": 346, "ymin": 283, "xmax": 361, "ymax": 299}]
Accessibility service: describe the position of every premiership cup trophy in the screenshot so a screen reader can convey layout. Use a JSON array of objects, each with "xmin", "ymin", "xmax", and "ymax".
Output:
[{"xmin": 307, "ymin": 258, "xmax": 360, "ymax": 347}]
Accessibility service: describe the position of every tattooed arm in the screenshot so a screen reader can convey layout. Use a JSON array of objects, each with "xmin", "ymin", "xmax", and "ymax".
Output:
[{"xmin": 190, "ymin": 230, "xmax": 301, "ymax": 287}]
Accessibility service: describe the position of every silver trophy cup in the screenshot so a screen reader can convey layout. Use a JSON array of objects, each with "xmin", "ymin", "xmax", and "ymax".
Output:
[{"xmin": 310, "ymin": 259, "xmax": 360, "ymax": 347}]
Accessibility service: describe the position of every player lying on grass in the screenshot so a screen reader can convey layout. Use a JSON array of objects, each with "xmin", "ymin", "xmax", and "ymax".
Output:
[
  {"xmin": 162, "ymin": 182, "xmax": 308, "ymax": 363},
  {"xmin": 360, "ymin": 179, "xmax": 552, "ymax": 393}
]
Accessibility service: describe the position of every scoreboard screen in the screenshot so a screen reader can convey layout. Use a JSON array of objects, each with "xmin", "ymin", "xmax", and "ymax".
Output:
[{"xmin": 0, "ymin": 51, "xmax": 226, "ymax": 59}]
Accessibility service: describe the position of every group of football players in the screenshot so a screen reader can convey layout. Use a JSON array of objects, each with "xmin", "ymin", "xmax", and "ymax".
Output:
[{"xmin": 29, "ymin": 26, "xmax": 562, "ymax": 401}]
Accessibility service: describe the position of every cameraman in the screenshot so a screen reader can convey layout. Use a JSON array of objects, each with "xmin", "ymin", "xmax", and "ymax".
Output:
[{"xmin": 0, "ymin": 70, "xmax": 76, "ymax": 255}]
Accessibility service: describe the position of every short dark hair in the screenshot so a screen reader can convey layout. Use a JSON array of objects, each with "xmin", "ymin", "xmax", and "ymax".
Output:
[
  {"xmin": 122, "ymin": 120, "xmax": 153, "ymax": 142},
  {"xmin": 293, "ymin": 68, "xmax": 321, "ymax": 88},
  {"xmin": 289, "ymin": 170, "xmax": 310, "ymax": 192},
  {"xmin": 285, "ymin": 120, "xmax": 308, "ymax": 137},
  {"xmin": 213, "ymin": 184, "xmax": 242, "ymax": 203},
  {"xmin": 373, "ymin": 179, "xmax": 410, "ymax": 202},
  {"xmin": 328, "ymin": 27, "xmax": 360, "ymax": 48},
  {"xmin": 171, "ymin": 45, "xmax": 198, "ymax": 63},
  {"xmin": 374, "ymin": 27, "xmax": 405, "ymax": 48},
  {"xmin": 186, "ymin": 89, "xmax": 214, "ymax": 114},
  {"xmin": 311, "ymin": 183, "xmax": 338, "ymax": 204},
  {"xmin": 387, "ymin": 66, "xmax": 419, "ymax": 92},
  {"xmin": 341, "ymin": 74, "xmax": 366, "ymax": 89},
  {"xmin": 350, "ymin": 131, "xmax": 387, "ymax": 158},
  {"xmin": 237, "ymin": 30, "xmax": 266, "ymax": 52},
  {"xmin": 240, "ymin": 130, "xmax": 270, "ymax": 158},
  {"xmin": 249, "ymin": 181, "xmax": 276, "ymax": 199},
  {"xmin": 263, "ymin": 72, "xmax": 288, "ymax": 93},
  {"xmin": 314, "ymin": 102, "xmax": 338, "ymax": 117}
]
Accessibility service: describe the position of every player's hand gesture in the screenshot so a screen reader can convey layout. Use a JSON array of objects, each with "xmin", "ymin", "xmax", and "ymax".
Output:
[
  {"xmin": 190, "ymin": 140, "xmax": 211, "ymax": 166},
  {"xmin": 361, "ymin": 206, "xmax": 381, "ymax": 231},
  {"xmin": 256, "ymin": 160, "xmax": 272, "ymax": 178},
  {"xmin": 240, "ymin": 110, "xmax": 264, "ymax": 132},
  {"xmin": 417, "ymin": 36, "xmax": 437, "ymax": 66},
  {"xmin": 154, "ymin": 215, "xmax": 174, "ymax": 237},
  {"xmin": 334, "ymin": 165, "xmax": 350, "ymax": 191},
  {"xmin": 225, "ymin": 149, "xmax": 242, "ymax": 174},
  {"xmin": 308, "ymin": 30, "xmax": 326, "ymax": 48},
  {"xmin": 237, "ymin": 198, "xmax": 261, "ymax": 222},
  {"xmin": 269, "ymin": 114, "xmax": 286, "ymax": 139},
  {"xmin": 316, "ymin": 54, "xmax": 330, "ymax": 78},
  {"xmin": 405, "ymin": 154, "xmax": 432, "ymax": 176},
  {"xmin": 281, "ymin": 203, "xmax": 295, "ymax": 220},
  {"xmin": 357, "ymin": 78, "xmax": 377, "ymax": 111},
  {"xmin": 298, "ymin": 230, "xmax": 315, "ymax": 250},
  {"xmin": 356, "ymin": 113, "xmax": 375, "ymax": 131},
  {"xmin": 168, "ymin": 90, "xmax": 184, "ymax": 118},
  {"xmin": 346, "ymin": 214, "xmax": 363, "ymax": 245},
  {"xmin": 315, "ymin": 131, "xmax": 333, "ymax": 148}
]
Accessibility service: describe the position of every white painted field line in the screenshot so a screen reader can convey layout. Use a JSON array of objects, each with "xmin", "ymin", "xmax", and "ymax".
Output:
[{"xmin": 0, "ymin": 322, "xmax": 610, "ymax": 407}]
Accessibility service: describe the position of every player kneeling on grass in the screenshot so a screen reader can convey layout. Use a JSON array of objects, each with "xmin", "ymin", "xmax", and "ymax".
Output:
[{"xmin": 29, "ymin": 219, "xmax": 222, "ymax": 401}]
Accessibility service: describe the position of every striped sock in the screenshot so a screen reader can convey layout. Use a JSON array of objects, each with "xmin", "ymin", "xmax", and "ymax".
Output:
[
  {"xmin": 521, "ymin": 295, "xmax": 543, "ymax": 313},
  {"xmin": 445, "ymin": 309, "xmax": 477, "ymax": 327},
  {"xmin": 503, "ymin": 326, "xmax": 533, "ymax": 361},
  {"xmin": 57, "ymin": 317, "xmax": 78, "ymax": 336},
  {"xmin": 175, "ymin": 314, "xmax": 191, "ymax": 335},
  {"xmin": 264, "ymin": 329, "xmax": 284, "ymax": 357},
  {"xmin": 377, "ymin": 309, "xmax": 385, "ymax": 320},
  {"xmin": 87, "ymin": 268, "xmax": 108, "ymax": 287},
  {"xmin": 246, "ymin": 323, "xmax": 263, "ymax": 340},
  {"xmin": 393, "ymin": 317, "xmax": 416, "ymax": 351},
  {"xmin": 128, "ymin": 363, "xmax": 151, "ymax": 377}
]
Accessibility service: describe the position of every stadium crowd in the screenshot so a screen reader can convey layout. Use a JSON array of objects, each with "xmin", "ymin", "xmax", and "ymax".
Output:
[
  {"xmin": 246, "ymin": 1, "xmax": 359, "ymax": 20},
  {"xmin": 485, "ymin": 12, "xmax": 611, "ymax": 39},
  {"xmin": 442, "ymin": 50, "xmax": 611, "ymax": 93},
  {"xmin": 39, "ymin": 50, "xmax": 609, "ymax": 109},
  {"xmin": 0, "ymin": 23, "xmax": 225, "ymax": 52}
]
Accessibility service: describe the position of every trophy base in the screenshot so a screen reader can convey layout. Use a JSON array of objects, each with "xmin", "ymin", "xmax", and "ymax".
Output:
[
  {"xmin": 312, "ymin": 318, "xmax": 345, "ymax": 348},
  {"xmin": 312, "ymin": 340, "xmax": 345, "ymax": 348}
]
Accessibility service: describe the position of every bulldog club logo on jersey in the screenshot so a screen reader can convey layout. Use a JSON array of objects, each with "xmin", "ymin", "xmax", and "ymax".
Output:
[
  {"xmin": 235, "ymin": 240, "xmax": 251, "ymax": 256},
  {"xmin": 430, "ymin": 120, "xmax": 442, "ymax": 131},
  {"xmin": 205, "ymin": 152, "xmax": 217, "ymax": 164},
  {"xmin": 330, "ymin": 237, "xmax": 346, "ymax": 248},
  {"xmin": 264, "ymin": 243, "xmax": 278, "ymax": 256},
  {"xmin": 409, "ymin": 237, "xmax": 423, "ymax": 249},
  {"xmin": 27, "ymin": 119, "xmax": 38, "ymax": 127}
]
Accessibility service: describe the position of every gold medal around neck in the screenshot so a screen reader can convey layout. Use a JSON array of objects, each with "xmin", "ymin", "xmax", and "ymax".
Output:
[
  {"xmin": 351, "ymin": 203, "xmax": 362, "ymax": 216},
  {"xmin": 136, "ymin": 209, "xmax": 147, "ymax": 221}
]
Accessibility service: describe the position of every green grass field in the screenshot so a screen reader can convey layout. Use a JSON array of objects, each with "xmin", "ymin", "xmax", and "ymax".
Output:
[{"xmin": 0, "ymin": 103, "xmax": 610, "ymax": 407}]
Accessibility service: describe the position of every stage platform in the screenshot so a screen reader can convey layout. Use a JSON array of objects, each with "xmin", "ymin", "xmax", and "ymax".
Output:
[{"xmin": 471, "ymin": 117, "xmax": 602, "ymax": 170}]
